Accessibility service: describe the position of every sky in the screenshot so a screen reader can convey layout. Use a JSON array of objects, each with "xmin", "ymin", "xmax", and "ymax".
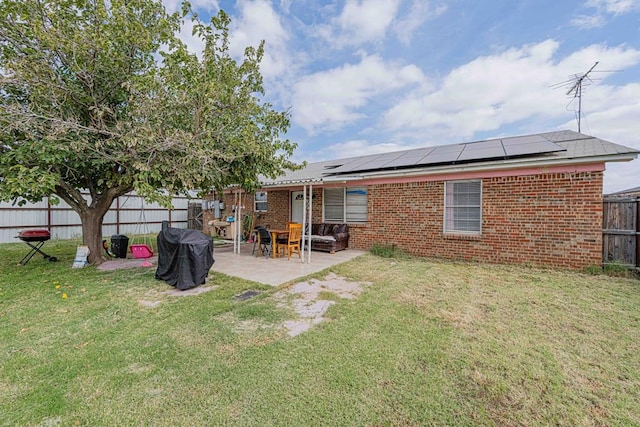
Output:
[{"xmin": 162, "ymin": 0, "xmax": 640, "ymax": 193}]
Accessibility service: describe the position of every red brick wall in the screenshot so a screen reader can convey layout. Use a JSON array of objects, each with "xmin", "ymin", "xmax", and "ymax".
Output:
[
  {"xmin": 256, "ymin": 190, "xmax": 290, "ymax": 229},
  {"xmin": 253, "ymin": 189, "xmax": 324, "ymax": 230},
  {"xmin": 350, "ymin": 171, "xmax": 603, "ymax": 269},
  {"xmin": 205, "ymin": 171, "xmax": 603, "ymax": 269},
  {"xmin": 203, "ymin": 189, "xmax": 325, "ymax": 235}
]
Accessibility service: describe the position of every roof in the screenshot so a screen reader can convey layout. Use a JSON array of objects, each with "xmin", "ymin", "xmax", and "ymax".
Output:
[
  {"xmin": 262, "ymin": 130, "xmax": 639, "ymax": 188},
  {"xmin": 606, "ymin": 186, "xmax": 640, "ymax": 196}
]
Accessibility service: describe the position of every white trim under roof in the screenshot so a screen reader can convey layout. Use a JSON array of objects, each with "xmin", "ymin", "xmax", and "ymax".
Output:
[{"xmin": 260, "ymin": 130, "xmax": 638, "ymax": 189}]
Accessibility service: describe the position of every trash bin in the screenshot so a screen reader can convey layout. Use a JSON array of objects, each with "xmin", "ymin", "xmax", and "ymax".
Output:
[{"xmin": 111, "ymin": 234, "xmax": 129, "ymax": 259}]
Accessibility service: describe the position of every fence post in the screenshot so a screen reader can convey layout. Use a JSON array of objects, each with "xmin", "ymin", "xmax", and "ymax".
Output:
[{"xmin": 636, "ymin": 198, "xmax": 639, "ymax": 270}]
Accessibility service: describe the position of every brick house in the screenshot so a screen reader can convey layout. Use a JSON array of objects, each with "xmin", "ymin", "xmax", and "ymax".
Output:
[{"xmin": 207, "ymin": 130, "xmax": 638, "ymax": 269}]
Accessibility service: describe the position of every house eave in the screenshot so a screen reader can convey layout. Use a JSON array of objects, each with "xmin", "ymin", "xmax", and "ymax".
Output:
[
  {"xmin": 262, "ymin": 153, "xmax": 637, "ymax": 188},
  {"xmin": 325, "ymin": 153, "xmax": 637, "ymax": 182}
]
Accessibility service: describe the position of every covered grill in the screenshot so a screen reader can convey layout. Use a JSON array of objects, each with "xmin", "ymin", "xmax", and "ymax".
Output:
[
  {"xmin": 155, "ymin": 221, "xmax": 214, "ymax": 290},
  {"xmin": 15, "ymin": 229, "xmax": 58, "ymax": 265}
]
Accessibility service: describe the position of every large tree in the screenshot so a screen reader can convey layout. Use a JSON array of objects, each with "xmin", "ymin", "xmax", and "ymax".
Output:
[{"xmin": 0, "ymin": 0, "xmax": 298, "ymax": 263}]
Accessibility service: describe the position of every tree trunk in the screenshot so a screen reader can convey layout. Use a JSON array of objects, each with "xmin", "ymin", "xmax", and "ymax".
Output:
[
  {"xmin": 55, "ymin": 182, "xmax": 132, "ymax": 266},
  {"xmin": 79, "ymin": 207, "xmax": 110, "ymax": 265}
]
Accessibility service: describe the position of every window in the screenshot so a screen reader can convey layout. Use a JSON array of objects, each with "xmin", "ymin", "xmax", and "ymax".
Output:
[
  {"xmin": 444, "ymin": 180, "xmax": 481, "ymax": 234},
  {"xmin": 323, "ymin": 187, "xmax": 368, "ymax": 223},
  {"xmin": 254, "ymin": 191, "xmax": 267, "ymax": 212}
]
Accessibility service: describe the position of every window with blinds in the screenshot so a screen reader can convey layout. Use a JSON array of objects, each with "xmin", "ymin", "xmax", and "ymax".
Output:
[
  {"xmin": 323, "ymin": 187, "xmax": 367, "ymax": 223},
  {"xmin": 444, "ymin": 180, "xmax": 482, "ymax": 234}
]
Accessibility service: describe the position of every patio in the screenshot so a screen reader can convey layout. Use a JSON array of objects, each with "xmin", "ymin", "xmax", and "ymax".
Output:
[{"xmin": 212, "ymin": 242, "xmax": 365, "ymax": 286}]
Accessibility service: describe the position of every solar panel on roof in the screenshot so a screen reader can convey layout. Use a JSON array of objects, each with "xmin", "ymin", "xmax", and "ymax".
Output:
[
  {"xmin": 385, "ymin": 155, "xmax": 430, "ymax": 168},
  {"xmin": 360, "ymin": 159, "xmax": 395, "ymax": 169},
  {"xmin": 503, "ymin": 137, "xmax": 564, "ymax": 157},
  {"xmin": 398, "ymin": 147, "xmax": 435, "ymax": 158},
  {"xmin": 322, "ymin": 135, "xmax": 566, "ymax": 176},
  {"xmin": 457, "ymin": 145, "xmax": 507, "ymax": 161},
  {"xmin": 419, "ymin": 145, "xmax": 464, "ymax": 164},
  {"xmin": 502, "ymin": 135, "xmax": 547, "ymax": 145},
  {"xmin": 431, "ymin": 144, "xmax": 464, "ymax": 153},
  {"xmin": 419, "ymin": 151, "xmax": 462, "ymax": 164}
]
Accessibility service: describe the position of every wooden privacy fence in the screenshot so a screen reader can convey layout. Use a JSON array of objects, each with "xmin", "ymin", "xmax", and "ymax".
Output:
[{"xmin": 603, "ymin": 196, "xmax": 639, "ymax": 269}]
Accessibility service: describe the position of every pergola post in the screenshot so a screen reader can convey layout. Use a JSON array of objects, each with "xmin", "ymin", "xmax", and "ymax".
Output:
[{"xmin": 307, "ymin": 184, "xmax": 313, "ymax": 264}]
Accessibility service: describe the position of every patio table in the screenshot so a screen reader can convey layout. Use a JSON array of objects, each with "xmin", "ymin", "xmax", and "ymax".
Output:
[{"xmin": 269, "ymin": 229, "xmax": 289, "ymax": 258}]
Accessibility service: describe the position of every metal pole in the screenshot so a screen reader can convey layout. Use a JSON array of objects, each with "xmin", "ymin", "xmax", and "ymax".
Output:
[
  {"xmin": 307, "ymin": 184, "xmax": 313, "ymax": 264},
  {"xmin": 233, "ymin": 190, "xmax": 237, "ymax": 254},
  {"xmin": 301, "ymin": 185, "xmax": 307, "ymax": 257},
  {"xmin": 235, "ymin": 190, "xmax": 242, "ymax": 254},
  {"xmin": 578, "ymin": 82, "xmax": 582, "ymax": 133}
]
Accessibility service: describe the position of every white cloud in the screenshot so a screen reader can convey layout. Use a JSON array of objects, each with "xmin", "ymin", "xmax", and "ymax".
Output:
[
  {"xmin": 329, "ymin": 0, "xmax": 402, "ymax": 47},
  {"xmin": 227, "ymin": 0, "xmax": 290, "ymax": 79},
  {"xmin": 394, "ymin": 1, "xmax": 447, "ymax": 45},
  {"xmin": 586, "ymin": 0, "xmax": 640, "ymax": 15},
  {"xmin": 324, "ymin": 139, "xmax": 421, "ymax": 159},
  {"xmin": 160, "ymin": 0, "xmax": 219, "ymax": 56},
  {"xmin": 162, "ymin": 0, "xmax": 219, "ymax": 14},
  {"xmin": 559, "ymin": 82, "xmax": 640, "ymax": 192},
  {"xmin": 164, "ymin": 0, "xmax": 291, "ymax": 79},
  {"xmin": 602, "ymin": 161, "xmax": 640, "ymax": 193},
  {"xmin": 571, "ymin": 13, "xmax": 606, "ymax": 28},
  {"xmin": 383, "ymin": 40, "xmax": 640, "ymax": 141},
  {"xmin": 175, "ymin": 18, "xmax": 206, "ymax": 56},
  {"xmin": 339, "ymin": 0, "xmax": 401, "ymax": 42},
  {"xmin": 572, "ymin": 0, "xmax": 640, "ymax": 28},
  {"xmin": 291, "ymin": 54, "xmax": 426, "ymax": 134}
]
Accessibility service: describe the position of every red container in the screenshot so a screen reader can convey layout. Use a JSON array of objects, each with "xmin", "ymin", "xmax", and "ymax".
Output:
[{"xmin": 130, "ymin": 244, "xmax": 154, "ymax": 259}]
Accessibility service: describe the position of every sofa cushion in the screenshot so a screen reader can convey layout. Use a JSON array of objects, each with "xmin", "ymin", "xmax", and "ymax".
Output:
[
  {"xmin": 311, "ymin": 235, "xmax": 336, "ymax": 243},
  {"xmin": 333, "ymin": 224, "xmax": 348, "ymax": 234},
  {"xmin": 333, "ymin": 232, "xmax": 349, "ymax": 242},
  {"xmin": 312, "ymin": 223, "xmax": 325, "ymax": 236}
]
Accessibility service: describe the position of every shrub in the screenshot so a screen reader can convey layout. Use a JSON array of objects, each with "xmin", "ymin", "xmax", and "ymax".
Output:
[
  {"xmin": 603, "ymin": 261, "xmax": 634, "ymax": 278},
  {"xmin": 370, "ymin": 244, "xmax": 406, "ymax": 258}
]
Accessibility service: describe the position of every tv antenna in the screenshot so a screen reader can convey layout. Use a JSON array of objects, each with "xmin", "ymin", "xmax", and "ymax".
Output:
[
  {"xmin": 565, "ymin": 62, "xmax": 598, "ymax": 132},
  {"xmin": 551, "ymin": 61, "xmax": 603, "ymax": 133}
]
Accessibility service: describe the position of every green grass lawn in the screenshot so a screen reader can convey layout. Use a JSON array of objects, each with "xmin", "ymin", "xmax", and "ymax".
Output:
[{"xmin": 1, "ymin": 239, "xmax": 639, "ymax": 426}]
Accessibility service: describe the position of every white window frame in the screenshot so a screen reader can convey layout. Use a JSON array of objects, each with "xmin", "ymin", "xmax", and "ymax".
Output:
[
  {"xmin": 254, "ymin": 191, "xmax": 268, "ymax": 212},
  {"xmin": 444, "ymin": 180, "xmax": 482, "ymax": 234},
  {"xmin": 323, "ymin": 187, "xmax": 368, "ymax": 223}
]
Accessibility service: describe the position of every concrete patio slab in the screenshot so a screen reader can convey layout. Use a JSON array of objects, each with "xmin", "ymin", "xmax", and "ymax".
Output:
[
  {"xmin": 97, "ymin": 241, "xmax": 365, "ymax": 287},
  {"xmin": 212, "ymin": 242, "xmax": 365, "ymax": 286}
]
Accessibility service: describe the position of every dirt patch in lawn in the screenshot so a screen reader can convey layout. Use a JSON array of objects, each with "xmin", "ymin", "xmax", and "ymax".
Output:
[
  {"xmin": 274, "ymin": 272, "xmax": 372, "ymax": 337},
  {"xmin": 134, "ymin": 271, "xmax": 371, "ymax": 338},
  {"xmin": 97, "ymin": 257, "xmax": 158, "ymax": 271}
]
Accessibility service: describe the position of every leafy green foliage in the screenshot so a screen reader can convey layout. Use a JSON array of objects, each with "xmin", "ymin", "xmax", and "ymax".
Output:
[
  {"xmin": 369, "ymin": 243, "xmax": 408, "ymax": 258},
  {"xmin": 0, "ymin": 0, "xmax": 298, "ymax": 262}
]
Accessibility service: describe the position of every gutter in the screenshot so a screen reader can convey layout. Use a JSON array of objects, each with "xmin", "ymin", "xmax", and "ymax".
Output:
[
  {"xmin": 260, "ymin": 152, "xmax": 638, "ymax": 188},
  {"xmin": 322, "ymin": 153, "xmax": 638, "ymax": 182}
]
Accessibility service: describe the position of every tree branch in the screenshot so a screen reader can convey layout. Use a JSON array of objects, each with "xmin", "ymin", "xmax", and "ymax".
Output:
[
  {"xmin": 54, "ymin": 180, "xmax": 88, "ymax": 214},
  {"xmin": 2, "ymin": 107, "xmax": 122, "ymax": 138}
]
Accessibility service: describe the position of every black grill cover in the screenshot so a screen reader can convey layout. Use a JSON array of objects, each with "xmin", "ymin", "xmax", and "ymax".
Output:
[{"xmin": 155, "ymin": 223, "xmax": 214, "ymax": 290}]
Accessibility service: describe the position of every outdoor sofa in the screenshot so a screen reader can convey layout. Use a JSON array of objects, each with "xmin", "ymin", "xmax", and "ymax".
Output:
[{"xmin": 308, "ymin": 223, "xmax": 349, "ymax": 254}]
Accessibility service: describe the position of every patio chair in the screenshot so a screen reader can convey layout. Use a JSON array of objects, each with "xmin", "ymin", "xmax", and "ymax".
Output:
[
  {"xmin": 276, "ymin": 222, "xmax": 300, "ymax": 246},
  {"xmin": 278, "ymin": 223, "xmax": 302, "ymax": 260},
  {"xmin": 254, "ymin": 227, "xmax": 272, "ymax": 258}
]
